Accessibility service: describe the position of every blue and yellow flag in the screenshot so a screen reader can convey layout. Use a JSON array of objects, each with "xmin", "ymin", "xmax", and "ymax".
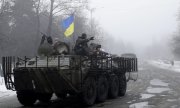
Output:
[{"xmin": 62, "ymin": 15, "xmax": 74, "ymax": 37}]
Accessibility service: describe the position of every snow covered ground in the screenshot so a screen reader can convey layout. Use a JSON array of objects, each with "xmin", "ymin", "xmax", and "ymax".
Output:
[
  {"xmin": 0, "ymin": 77, "xmax": 15, "ymax": 98},
  {"xmin": 149, "ymin": 59, "xmax": 180, "ymax": 73}
]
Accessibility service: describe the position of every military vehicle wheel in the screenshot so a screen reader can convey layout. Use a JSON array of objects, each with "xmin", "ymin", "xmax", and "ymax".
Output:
[
  {"xmin": 82, "ymin": 77, "xmax": 96, "ymax": 106},
  {"xmin": 97, "ymin": 76, "xmax": 108, "ymax": 102},
  {"xmin": 17, "ymin": 90, "xmax": 37, "ymax": 106},
  {"xmin": 37, "ymin": 93, "xmax": 52, "ymax": 102},
  {"xmin": 118, "ymin": 73, "xmax": 127, "ymax": 96},
  {"xmin": 108, "ymin": 75, "xmax": 119, "ymax": 98}
]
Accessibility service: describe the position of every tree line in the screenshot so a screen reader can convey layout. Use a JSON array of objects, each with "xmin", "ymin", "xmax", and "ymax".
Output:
[
  {"xmin": 0, "ymin": 0, "xmax": 101, "ymax": 57},
  {"xmin": 172, "ymin": 8, "xmax": 180, "ymax": 59}
]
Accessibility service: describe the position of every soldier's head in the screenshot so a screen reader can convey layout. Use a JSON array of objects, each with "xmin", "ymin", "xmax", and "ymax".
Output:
[
  {"xmin": 81, "ymin": 33, "xmax": 87, "ymax": 39},
  {"xmin": 47, "ymin": 36, "xmax": 53, "ymax": 45}
]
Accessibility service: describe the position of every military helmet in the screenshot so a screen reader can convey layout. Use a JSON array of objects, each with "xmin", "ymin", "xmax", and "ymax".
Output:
[{"xmin": 81, "ymin": 33, "xmax": 87, "ymax": 39}]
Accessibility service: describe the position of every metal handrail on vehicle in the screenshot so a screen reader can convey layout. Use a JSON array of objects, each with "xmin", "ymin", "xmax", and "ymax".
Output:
[
  {"xmin": 2, "ymin": 55, "xmax": 138, "ymax": 91},
  {"xmin": 2, "ymin": 56, "xmax": 15, "ymax": 90}
]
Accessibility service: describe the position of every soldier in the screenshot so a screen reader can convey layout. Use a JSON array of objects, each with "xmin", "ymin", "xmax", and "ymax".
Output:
[
  {"xmin": 171, "ymin": 60, "xmax": 174, "ymax": 66},
  {"xmin": 38, "ymin": 34, "xmax": 53, "ymax": 56},
  {"xmin": 40, "ymin": 34, "xmax": 53, "ymax": 45},
  {"xmin": 74, "ymin": 33, "xmax": 94, "ymax": 56}
]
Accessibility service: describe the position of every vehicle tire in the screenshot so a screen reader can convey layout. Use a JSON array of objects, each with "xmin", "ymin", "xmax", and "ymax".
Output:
[
  {"xmin": 97, "ymin": 76, "xmax": 108, "ymax": 102},
  {"xmin": 82, "ymin": 77, "xmax": 96, "ymax": 106},
  {"xmin": 118, "ymin": 73, "xmax": 127, "ymax": 96},
  {"xmin": 17, "ymin": 90, "xmax": 37, "ymax": 106},
  {"xmin": 37, "ymin": 93, "xmax": 52, "ymax": 102},
  {"xmin": 108, "ymin": 75, "xmax": 119, "ymax": 98}
]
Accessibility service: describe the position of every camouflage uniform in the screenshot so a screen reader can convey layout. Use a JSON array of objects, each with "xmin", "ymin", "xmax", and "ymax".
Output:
[
  {"xmin": 74, "ymin": 33, "xmax": 94, "ymax": 56},
  {"xmin": 38, "ymin": 35, "xmax": 53, "ymax": 56}
]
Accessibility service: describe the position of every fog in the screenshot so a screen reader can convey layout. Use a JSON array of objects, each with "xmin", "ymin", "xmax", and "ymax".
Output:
[
  {"xmin": 90, "ymin": 0, "xmax": 180, "ymax": 59},
  {"xmin": 0, "ymin": 0, "xmax": 180, "ymax": 60},
  {"xmin": 1, "ymin": 1, "xmax": 180, "ymax": 107}
]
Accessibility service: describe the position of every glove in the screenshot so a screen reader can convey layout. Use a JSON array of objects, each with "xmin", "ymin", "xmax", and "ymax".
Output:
[{"xmin": 90, "ymin": 37, "xmax": 94, "ymax": 40}]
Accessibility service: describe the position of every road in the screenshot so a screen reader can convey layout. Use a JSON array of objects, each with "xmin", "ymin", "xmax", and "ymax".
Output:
[{"xmin": 0, "ymin": 60, "xmax": 180, "ymax": 108}]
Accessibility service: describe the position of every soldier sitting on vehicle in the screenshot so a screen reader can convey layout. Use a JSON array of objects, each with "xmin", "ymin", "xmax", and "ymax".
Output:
[
  {"xmin": 38, "ymin": 34, "xmax": 53, "ymax": 56},
  {"xmin": 74, "ymin": 33, "xmax": 94, "ymax": 56}
]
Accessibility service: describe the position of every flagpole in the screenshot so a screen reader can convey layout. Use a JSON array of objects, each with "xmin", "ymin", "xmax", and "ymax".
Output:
[
  {"xmin": 71, "ymin": 11, "xmax": 76, "ymax": 53},
  {"xmin": 89, "ymin": 8, "xmax": 95, "ymax": 36},
  {"xmin": 73, "ymin": 13, "xmax": 76, "ymax": 47},
  {"xmin": 91, "ymin": 9, "xmax": 92, "ymax": 36}
]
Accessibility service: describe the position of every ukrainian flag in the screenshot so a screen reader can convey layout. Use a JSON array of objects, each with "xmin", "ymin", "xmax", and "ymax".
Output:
[{"xmin": 62, "ymin": 15, "xmax": 74, "ymax": 37}]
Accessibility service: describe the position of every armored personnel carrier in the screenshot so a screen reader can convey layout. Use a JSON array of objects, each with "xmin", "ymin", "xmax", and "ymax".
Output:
[{"xmin": 2, "ymin": 37, "xmax": 138, "ymax": 106}]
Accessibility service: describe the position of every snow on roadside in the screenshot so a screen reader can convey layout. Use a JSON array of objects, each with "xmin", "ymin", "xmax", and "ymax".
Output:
[
  {"xmin": 0, "ymin": 77, "xmax": 15, "ymax": 98},
  {"xmin": 148, "ymin": 60, "xmax": 180, "ymax": 73}
]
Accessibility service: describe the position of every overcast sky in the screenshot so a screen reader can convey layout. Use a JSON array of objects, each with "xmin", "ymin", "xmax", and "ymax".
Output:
[{"xmin": 90, "ymin": 0, "xmax": 180, "ymax": 47}]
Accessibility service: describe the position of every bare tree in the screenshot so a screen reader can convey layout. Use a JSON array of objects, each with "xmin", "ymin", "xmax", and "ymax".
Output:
[
  {"xmin": 0, "ymin": 0, "xmax": 12, "ymax": 56},
  {"xmin": 46, "ymin": 0, "xmax": 88, "ymax": 36},
  {"xmin": 46, "ymin": 0, "xmax": 54, "ymax": 36}
]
